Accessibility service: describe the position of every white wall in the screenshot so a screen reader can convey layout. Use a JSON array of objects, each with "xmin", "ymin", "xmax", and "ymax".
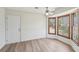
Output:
[
  {"xmin": 21, "ymin": 13, "xmax": 46, "ymax": 41},
  {"xmin": 0, "ymin": 8, "xmax": 5, "ymax": 49},
  {"xmin": 6, "ymin": 9, "xmax": 46, "ymax": 42}
]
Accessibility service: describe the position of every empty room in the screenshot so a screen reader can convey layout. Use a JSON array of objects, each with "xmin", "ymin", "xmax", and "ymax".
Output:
[{"xmin": 0, "ymin": 7, "xmax": 79, "ymax": 52}]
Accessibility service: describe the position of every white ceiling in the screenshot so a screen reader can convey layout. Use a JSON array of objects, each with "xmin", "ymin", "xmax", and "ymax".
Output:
[{"xmin": 6, "ymin": 7, "xmax": 76, "ymax": 15}]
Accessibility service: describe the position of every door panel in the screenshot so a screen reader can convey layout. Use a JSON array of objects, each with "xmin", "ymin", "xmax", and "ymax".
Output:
[{"xmin": 6, "ymin": 15, "xmax": 21, "ymax": 44}]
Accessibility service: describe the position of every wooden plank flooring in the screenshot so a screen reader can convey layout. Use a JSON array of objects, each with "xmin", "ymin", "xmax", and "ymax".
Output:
[{"xmin": 0, "ymin": 38, "xmax": 75, "ymax": 52}]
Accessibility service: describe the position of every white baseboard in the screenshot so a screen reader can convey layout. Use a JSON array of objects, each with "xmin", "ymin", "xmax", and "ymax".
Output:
[{"xmin": 6, "ymin": 37, "xmax": 46, "ymax": 45}]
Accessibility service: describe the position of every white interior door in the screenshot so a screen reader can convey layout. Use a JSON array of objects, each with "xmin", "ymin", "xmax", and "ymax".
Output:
[{"xmin": 6, "ymin": 15, "xmax": 21, "ymax": 44}]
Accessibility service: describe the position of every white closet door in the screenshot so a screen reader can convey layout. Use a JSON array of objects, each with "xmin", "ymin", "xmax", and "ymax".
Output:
[{"xmin": 6, "ymin": 15, "xmax": 21, "ymax": 44}]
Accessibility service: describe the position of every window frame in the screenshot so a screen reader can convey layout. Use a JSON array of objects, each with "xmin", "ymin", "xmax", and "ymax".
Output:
[
  {"xmin": 71, "ymin": 13, "xmax": 79, "ymax": 45},
  {"xmin": 48, "ymin": 17, "xmax": 56, "ymax": 35},
  {"xmin": 57, "ymin": 14, "xmax": 70, "ymax": 39}
]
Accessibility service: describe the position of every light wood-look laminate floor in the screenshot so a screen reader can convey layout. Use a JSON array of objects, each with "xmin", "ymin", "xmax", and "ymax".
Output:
[{"xmin": 0, "ymin": 38, "xmax": 75, "ymax": 52}]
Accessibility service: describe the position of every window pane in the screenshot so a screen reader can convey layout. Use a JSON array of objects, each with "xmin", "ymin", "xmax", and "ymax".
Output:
[
  {"xmin": 57, "ymin": 15, "xmax": 70, "ymax": 38},
  {"xmin": 48, "ymin": 18, "xmax": 56, "ymax": 34},
  {"xmin": 72, "ymin": 13, "xmax": 79, "ymax": 45}
]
